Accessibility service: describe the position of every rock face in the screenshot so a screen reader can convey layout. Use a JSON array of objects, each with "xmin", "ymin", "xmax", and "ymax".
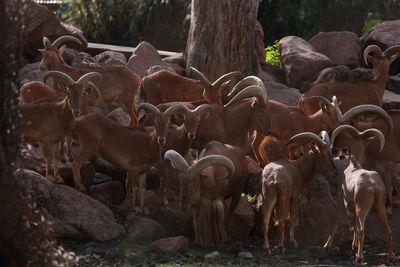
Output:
[
  {"xmin": 127, "ymin": 41, "xmax": 169, "ymax": 78},
  {"xmin": 89, "ymin": 181, "xmax": 125, "ymax": 208},
  {"xmin": 23, "ymin": 1, "xmax": 87, "ymax": 58},
  {"xmin": 19, "ymin": 62, "xmax": 45, "ymax": 84},
  {"xmin": 16, "ymin": 169, "xmax": 125, "ymax": 241},
  {"xmin": 150, "ymin": 236, "xmax": 189, "ymax": 254},
  {"xmin": 125, "ymin": 213, "xmax": 164, "ymax": 242},
  {"xmin": 309, "ymin": 31, "xmax": 361, "ymax": 68},
  {"xmin": 264, "ymin": 80, "xmax": 302, "ymax": 106},
  {"xmin": 95, "ymin": 51, "xmax": 127, "ymax": 66},
  {"xmin": 279, "ymin": 36, "xmax": 333, "ymax": 89},
  {"xmin": 227, "ymin": 196, "xmax": 255, "ymax": 241},
  {"xmin": 62, "ymin": 48, "xmax": 100, "ymax": 67},
  {"xmin": 255, "ymin": 21, "xmax": 266, "ymax": 63}
]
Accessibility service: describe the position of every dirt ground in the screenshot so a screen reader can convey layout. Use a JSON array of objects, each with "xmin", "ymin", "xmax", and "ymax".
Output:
[{"xmin": 60, "ymin": 233, "xmax": 399, "ymax": 266}]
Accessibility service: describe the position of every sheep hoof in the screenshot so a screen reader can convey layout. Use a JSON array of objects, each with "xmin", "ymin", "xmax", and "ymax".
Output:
[
  {"xmin": 355, "ymin": 256, "xmax": 365, "ymax": 265},
  {"xmin": 387, "ymin": 253, "xmax": 395, "ymax": 262},
  {"xmin": 263, "ymin": 248, "xmax": 272, "ymax": 256}
]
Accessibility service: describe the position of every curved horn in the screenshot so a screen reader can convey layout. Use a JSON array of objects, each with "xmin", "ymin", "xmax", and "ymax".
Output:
[
  {"xmin": 188, "ymin": 155, "xmax": 235, "ymax": 179},
  {"xmin": 83, "ymin": 81, "xmax": 101, "ymax": 96},
  {"xmin": 77, "ymin": 72, "xmax": 103, "ymax": 86},
  {"xmin": 228, "ymin": 76, "xmax": 264, "ymax": 97},
  {"xmin": 212, "ymin": 71, "xmax": 242, "ymax": 89},
  {"xmin": 164, "ymin": 150, "xmax": 189, "ymax": 173},
  {"xmin": 363, "ymin": 45, "xmax": 383, "ymax": 65},
  {"xmin": 190, "ymin": 67, "xmax": 212, "ymax": 88},
  {"xmin": 286, "ymin": 132, "xmax": 325, "ymax": 149},
  {"xmin": 42, "ymin": 37, "xmax": 52, "ymax": 49},
  {"xmin": 383, "ymin": 45, "xmax": 400, "ymax": 57},
  {"xmin": 342, "ymin": 104, "xmax": 393, "ymax": 135},
  {"xmin": 51, "ymin": 35, "xmax": 83, "ymax": 49},
  {"xmin": 361, "ymin": 128, "xmax": 385, "ymax": 152},
  {"xmin": 164, "ymin": 102, "xmax": 190, "ymax": 117},
  {"xmin": 331, "ymin": 125, "xmax": 361, "ymax": 146},
  {"xmin": 43, "ymin": 71, "xmax": 74, "ymax": 86},
  {"xmin": 224, "ymin": 85, "xmax": 267, "ymax": 108},
  {"xmin": 309, "ymin": 95, "xmax": 333, "ymax": 108},
  {"xmin": 137, "ymin": 103, "xmax": 161, "ymax": 115},
  {"xmin": 193, "ymin": 104, "xmax": 212, "ymax": 114}
]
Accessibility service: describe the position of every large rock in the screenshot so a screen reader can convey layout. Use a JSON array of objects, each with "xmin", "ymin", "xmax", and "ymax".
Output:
[
  {"xmin": 23, "ymin": 1, "xmax": 87, "ymax": 58},
  {"xmin": 226, "ymin": 196, "xmax": 255, "ymax": 241},
  {"xmin": 150, "ymin": 236, "xmax": 189, "ymax": 254},
  {"xmin": 18, "ymin": 62, "xmax": 46, "ymax": 84},
  {"xmin": 95, "ymin": 51, "xmax": 127, "ymax": 66},
  {"xmin": 363, "ymin": 20, "xmax": 400, "ymax": 74},
  {"xmin": 150, "ymin": 205, "xmax": 193, "ymax": 237},
  {"xmin": 62, "ymin": 48, "xmax": 100, "ymax": 67},
  {"xmin": 388, "ymin": 74, "xmax": 400, "ymax": 94},
  {"xmin": 125, "ymin": 213, "xmax": 164, "ymax": 243},
  {"xmin": 16, "ymin": 169, "xmax": 125, "ymax": 241},
  {"xmin": 264, "ymin": 80, "xmax": 302, "ymax": 106},
  {"xmin": 118, "ymin": 190, "xmax": 160, "ymax": 216},
  {"xmin": 279, "ymin": 36, "xmax": 333, "ymax": 89},
  {"xmin": 382, "ymin": 90, "xmax": 400, "ymax": 110},
  {"xmin": 310, "ymin": 31, "xmax": 361, "ymax": 68},
  {"xmin": 127, "ymin": 41, "xmax": 169, "ymax": 78},
  {"xmin": 89, "ymin": 181, "xmax": 125, "ymax": 208}
]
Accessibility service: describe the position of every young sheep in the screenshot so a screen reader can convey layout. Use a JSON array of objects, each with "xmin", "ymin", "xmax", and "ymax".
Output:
[
  {"xmin": 164, "ymin": 141, "xmax": 248, "ymax": 247},
  {"xmin": 20, "ymin": 71, "xmax": 101, "ymax": 182},
  {"xmin": 323, "ymin": 125, "xmax": 395, "ymax": 263},
  {"xmin": 261, "ymin": 132, "xmax": 337, "ymax": 255}
]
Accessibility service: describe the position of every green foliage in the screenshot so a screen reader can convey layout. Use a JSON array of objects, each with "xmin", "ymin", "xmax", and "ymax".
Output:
[
  {"xmin": 246, "ymin": 194, "xmax": 258, "ymax": 204},
  {"xmin": 361, "ymin": 19, "xmax": 382, "ymax": 37},
  {"xmin": 265, "ymin": 40, "xmax": 281, "ymax": 68}
]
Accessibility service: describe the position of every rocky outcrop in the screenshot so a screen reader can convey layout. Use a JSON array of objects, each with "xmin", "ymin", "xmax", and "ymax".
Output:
[
  {"xmin": 279, "ymin": 36, "xmax": 333, "ymax": 89},
  {"xmin": 16, "ymin": 169, "xmax": 125, "ymax": 241},
  {"xmin": 150, "ymin": 236, "xmax": 189, "ymax": 254}
]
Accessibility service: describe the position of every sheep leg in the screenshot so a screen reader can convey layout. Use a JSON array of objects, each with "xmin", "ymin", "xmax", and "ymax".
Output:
[
  {"xmin": 72, "ymin": 144, "xmax": 95, "ymax": 192},
  {"xmin": 354, "ymin": 192, "xmax": 373, "ymax": 264},
  {"xmin": 376, "ymin": 193, "xmax": 395, "ymax": 261},
  {"xmin": 66, "ymin": 135, "xmax": 74, "ymax": 162},
  {"xmin": 138, "ymin": 172, "xmax": 149, "ymax": 216},
  {"xmin": 227, "ymin": 192, "xmax": 241, "ymax": 222},
  {"xmin": 323, "ymin": 190, "xmax": 346, "ymax": 249},
  {"xmin": 277, "ymin": 220, "xmax": 286, "ymax": 253},
  {"xmin": 351, "ymin": 223, "xmax": 358, "ymax": 251},
  {"xmin": 252, "ymin": 131, "xmax": 265, "ymax": 165},
  {"xmin": 50, "ymin": 143, "xmax": 64, "ymax": 184},
  {"xmin": 262, "ymin": 185, "xmax": 277, "ymax": 255},
  {"xmin": 41, "ymin": 142, "xmax": 55, "ymax": 182},
  {"xmin": 289, "ymin": 200, "xmax": 299, "ymax": 248}
]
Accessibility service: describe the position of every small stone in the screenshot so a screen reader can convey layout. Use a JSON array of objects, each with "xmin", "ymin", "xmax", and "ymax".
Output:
[
  {"xmin": 238, "ymin": 251, "xmax": 253, "ymax": 259},
  {"xmin": 205, "ymin": 251, "xmax": 220, "ymax": 259},
  {"xmin": 150, "ymin": 236, "xmax": 188, "ymax": 254}
]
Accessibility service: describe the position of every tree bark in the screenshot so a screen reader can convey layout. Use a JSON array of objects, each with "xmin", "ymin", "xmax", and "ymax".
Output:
[{"xmin": 185, "ymin": 0, "xmax": 261, "ymax": 81}]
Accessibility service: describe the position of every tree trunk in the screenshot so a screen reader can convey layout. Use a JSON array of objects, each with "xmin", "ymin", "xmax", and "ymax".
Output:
[{"xmin": 185, "ymin": 0, "xmax": 261, "ymax": 81}]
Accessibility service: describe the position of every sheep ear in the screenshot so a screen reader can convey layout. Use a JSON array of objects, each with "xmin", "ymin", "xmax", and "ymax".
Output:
[
  {"xmin": 38, "ymin": 49, "xmax": 45, "ymax": 54},
  {"xmin": 390, "ymin": 54, "xmax": 398, "ymax": 64},
  {"xmin": 199, "ymin": 173, "xmax": 208, "ymax": 179},
  {"xmin": 327, "ymin": 72, "xmax": 336, "ymax": 82},
  {"xmin": 366, "ymin": 55, "xmax": 374, "ymax": 64}
]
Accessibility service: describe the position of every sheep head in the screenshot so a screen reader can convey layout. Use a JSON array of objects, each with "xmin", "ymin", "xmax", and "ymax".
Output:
[
  {"xmin": 38, "ymin": 36, "xmax": 83, "ymax": 71},
  {"xmin": 310, "ymin": 95, "xmax": 343, "ymax": 132},
  {"xmin": 364, "ymin": 45, "xmax": 400, "ymax": 79},
  {"xmin": 164, "ymin": 149, "xmax": 234, "ymax": 211},
  {"xmin": 43, "ymin": 71, "xmax": 102, "ymax": 117}
]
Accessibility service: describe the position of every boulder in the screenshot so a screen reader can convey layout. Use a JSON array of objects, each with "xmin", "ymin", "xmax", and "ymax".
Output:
[
  {"xmin": 91, "ymin": 157, "xmax": 126, "ymax": 182},
  {"xmin": 150, "ymin": 205, "xmax": 193, "ymax": 237},
  {"xmin": 62, "ymin": 48, "xmax": 100, "ymax": 67},
  {"xmin": 23, "ymin": 1, "xmax": 87, "ymax": 58},
  {"xmin": 310, "ymin": 31, "xmax": 361, "ymax": 68},
  {"xmin": 18, "ymin": 62, "xmax": 46, "ymax": 84},
  {"xmin": 118, "ymin": 190, "xmax": 160, "ymax": 216},
  {"xmin": 388, "ymin": 74, "xmax": 400, "ymax": 94},
  {"xmin": 279, "ymin": 36, "xmax": 333, "ymax": 89},
  {"xmin": 382, "ymin": 90, "xmax": 400, "ymax": 110},
  {"xmin": 259, "ymin": 62, "xmax": 285, "ymax": 84},
  {"xmin": 243, "ymin": 156, "xmax": 262, "ymax": 196},
  {"xmin": 144, "ymin": 65, "xmax": 177, "ymax": 77},
  {"xmin": 127, "ymin": 41, "xmax": 169, "ymax": 78},
  {"xmin": 16, "ymin": 169, "xmax": 125, "ymax": 241},
  {"xmin": 162, "ymin": 52, "xmax": 184, "ymax": 66},
  {"xmin": 226, "ymin": 196, "xmax": 254, "ymax": 241},
  {"xmin": 255, "ymin": 21, "xmax": 266, "ymax": 63},
  {"xmin": 95, "ymin": 51, "xmax": 127, "ymax": 66},
  {"xmin": 366, "ymin": 208, "xmax": 400, "ymax": 250},
  {"xmin": 125, "ymin": 213, "xmax": 164, "ymax": 243},
  {"xmin": 92, "ymin": 172, "xmax": 113, "ymax": 185},
  {"xmin": 264, "ymin": 80, "xmax": 302, "ymax": 106},
  {"xmin": 150, "ymin": 236, "xmax": 189, "ymax": 254},
  {"xmin": 350, "ymin": 67, "xmax": 373, "ymax": 80},
  {"xmin": 89, "ymin": 181, "xmax": 125, "ymax": 208},
  {"xmin": 363, "ymin": 20, "xmax": 400, "ymax": 74}
]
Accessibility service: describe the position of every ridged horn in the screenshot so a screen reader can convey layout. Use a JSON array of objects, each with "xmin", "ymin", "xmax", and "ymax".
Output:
[
  {"xmin": 363, "ymin": 45, "xmax": 383, "ymax": 65},
  {"xmin": 43, "ymin": 71, "xmax": 74, "ymax": 86},
  {"xmin": 164, "ymin": 150, "xmax": 189, "ymax": 173},
  {"xmin": 83, "ymin": 81, "xmax": 101, "ymax": 96},
  {"xmin": 383, "ymin": 45, "xmax": 400, "ymax": 57},
  {"xmin": 228, "ymin": 76, "xmax": 264, "ymax": 97},
  {"xmin": 190, "ymin": 67, "xmax": 212, "ymax": 89},
  {"xmin": 224, "ymin": 85, "xmax": 267, "ymax": 108},
  {"xmin": 309, "ymin": 95, "xmax": 333, "ymax": 108},
  {"xmin": 137, "ymin": 103, "xmax": 161, "ymax": 115},
  {"xmin": 76, "ymin": 72, "xmax": 103, "ymax": 86},
  {"xmin": 164, "ymin": 103, "xmax": 190, "ymax": 117},
  {"xmin": 188, "ymin": 155, "xmax": 235, "ymax": 179},
  {"xmin": 193, "ymin": 104, "xmax": 212, "ymax": 114},
  {"xmin": 51, "ymin": 35, "xmax": 83, "ymax": 49},
  {"xmin": 361, "ymin": 128, "xmax": 385, "ymax": 152},
  {"xmin": 286, "ymin": 132, "xmax": 325, "ymax": 149},
  {"xmin": 212, "ymin": 71, "xmax": 242, "ymax": 89},
  {"xmin": 331, "ymin": 125, "xmax": 361, "ymax": 146},
  {"xmin": 342, "ymin": 104, "xmax": 393, "ymax": 135}
]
